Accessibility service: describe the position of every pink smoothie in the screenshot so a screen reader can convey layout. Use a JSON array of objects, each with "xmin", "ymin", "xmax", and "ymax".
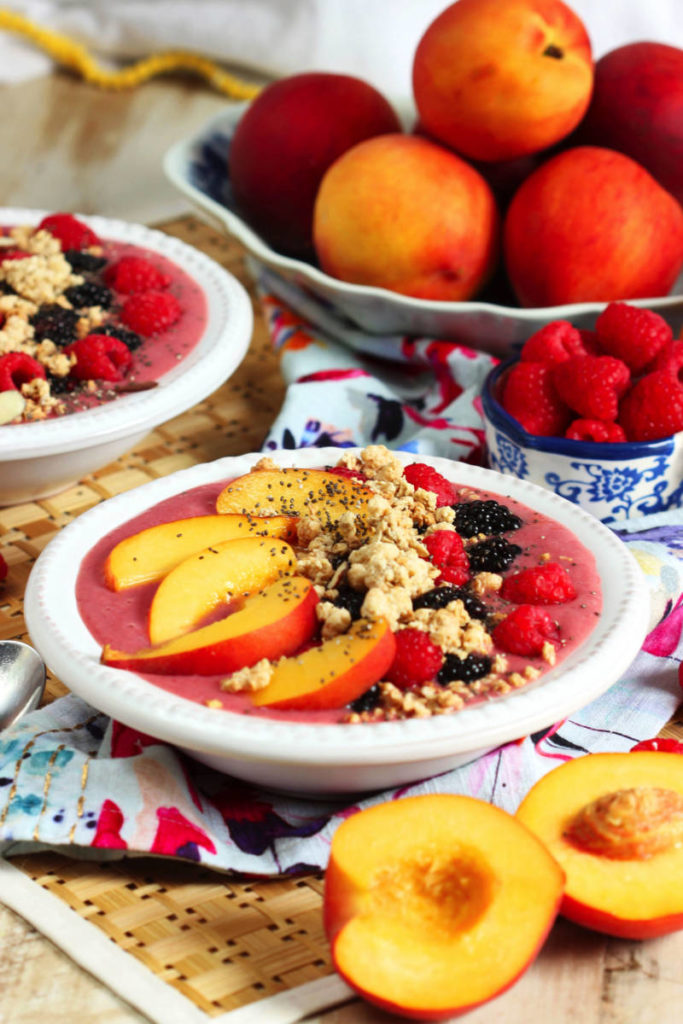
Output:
[{"xmin": 76, "ymin": 475, "xmax": 603, "ymax": 724}]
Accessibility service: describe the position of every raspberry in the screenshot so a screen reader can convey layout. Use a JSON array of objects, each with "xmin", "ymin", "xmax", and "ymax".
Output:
[
  {"xmin": 0, "ymin": 552, "xmax": 7, "ymax": 582},
  {"xmin": 424, "ymin": 531, "xmax": 465, "ymax": 566},
  {"xmin": 104, "ymin": 256, "xmax": 171, "ymax": 294},
  {"xmin": 595, "ymin": 302, "xmax": 672, "ymax": 373},
  {"xmin": 501, "ymin": 562, "xmax": 577, "ymax": 605},
  {"xmin": 38, "ymin": 212, "xmax": 100, "ymax": 250},
  {"xmin": 501, "ymin": 361, "xmax": 571, "ymax": 436},
  {"xmin": 423, "ymin": 531, "xmax": 470, "ymax": 585},
  {"xmin": 492, "ymin": 605, "xmax": 560, "ymax": 657},
  {"xmin": 552, "ymin": 355, "xmax": 630, "ymax": 421},
  {"xmin": 565, "ymin": 419, "xmax": 627, "ymax": 443},
  {"xmin": 647, "ymin": 339, "xmax": 683, "ymax": 377},
  {"xmin": 121, "ymin": 290, "xmax": 182, "ymax": 336},
  {"xmin": 619, "ymin": 370, "xmax": 683, "ymax": 441},
  {"xmin": 453, "ymin": 499, "xmax": 521, "ymax": 537},
  {"xmin": 385, "ymin": 628, "xmax": 444, "ymax": 689},
  {"xmin": 520, "ymin": 320, "xmax": 587, "ymax": 364},
  {"xmin": 0, "ymin": 352, "xmax": 46, "ymax": 390},
  {"xmin": 630, "ymin": 738, "xmax": 683, "ymax": 754},
  {"xmin": 403, "ymin": 463, "xmax": 456, "ymax": 506},
  {"xmin": 65, "ymin": 334, "xmax": 133, "ymax": 383},
  {"xmin": 577, "ymin": 329, "xmax": 602, "ymax": 355},
  {"xmin": 437, "ymin": 652, "xmax": 492, "ymax": 684}
]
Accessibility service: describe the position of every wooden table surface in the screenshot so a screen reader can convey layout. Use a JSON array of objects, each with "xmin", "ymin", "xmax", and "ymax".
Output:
[{"xmin": 1, "ymin": 69, "xmax": 683, "ymax": 1024}]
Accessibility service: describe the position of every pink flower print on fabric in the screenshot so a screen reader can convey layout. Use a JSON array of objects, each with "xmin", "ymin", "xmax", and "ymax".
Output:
[
  {"xmin": 91, "ymin": 798, "xmax": 127, "ymax": 849},
  {"xmin": 643, "ymin": 593, "xmax": 683, "ymax": 658},
  {"xmin": 151, "ymin": 806, "xmax": 217, "ymax": 859}
]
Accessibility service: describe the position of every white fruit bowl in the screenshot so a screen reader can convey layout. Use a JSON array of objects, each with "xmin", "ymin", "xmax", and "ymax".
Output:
[
  {"xmin": 0, "ymin": 208, "xmax": 253, "ymax": 506},
  {"xmin": 164, "ymin": 106, "xmax": 683, "ymax": 357},
  {"xmin": 24, "ymin": 447, "xmax": 650, "ymax": 796}
]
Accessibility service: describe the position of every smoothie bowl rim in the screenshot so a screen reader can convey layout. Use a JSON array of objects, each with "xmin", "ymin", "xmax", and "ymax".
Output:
[
  {"xmin": 24, "ymin": 447, "xmax": 650, "ymax": 770},
  {"xmin": 0, "ymin": 206, "xmax": 254, "ymax": 459}
]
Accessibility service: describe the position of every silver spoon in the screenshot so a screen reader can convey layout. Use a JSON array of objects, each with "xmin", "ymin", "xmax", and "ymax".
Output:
[{"xmin": 0, "ymin": 640, "xmax": 46, "ymax": 730}]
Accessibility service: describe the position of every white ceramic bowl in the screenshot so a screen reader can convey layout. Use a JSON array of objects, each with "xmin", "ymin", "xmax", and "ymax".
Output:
[
  {"xmin": 0, "ymin": 208, "xmax": 253, "ymax": 505},
  {"xmin": 25, "ymin": 447, "xmax": 650, "ymax": 796},
  {"xmin": 164, "ymin": 106, "xmax": 683, "ymax": 357},
  {"xmin": 482, "ymin": 359, "xmax": 683, "ymax": 525}
]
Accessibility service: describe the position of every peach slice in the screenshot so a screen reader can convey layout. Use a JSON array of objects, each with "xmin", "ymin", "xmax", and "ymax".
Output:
[
  {"xmin": 101, "ymin": 576, "xmax": 318, "ymax": 675},
  {"xmin": 516, "ymin": 751, "xmax": 683, "ymax": 939},
  {"xmin": 251, "ymin": 618, "xmax": 396, "ymax": 710},
  {"xmin": 324, "ymin": 794, "xmax": 564, "ymax": 1020},
  {"xmin": 215, "ymin": 468, "xmax": 371, "ymax": 526},
  {"xmin": 104, "ymin": 513, "xmax": 297, "ymax": 590},
  {"xmin": 148, "ymin": 536, "xmax": 297, "ymax": 645}
]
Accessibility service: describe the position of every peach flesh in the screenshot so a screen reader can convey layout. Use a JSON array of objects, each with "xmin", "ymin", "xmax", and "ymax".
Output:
[
  {"xmin": 325, "ymin": 795, "xmax": 564, "ymax": 1019},
  {"xmin": 516, "ymin": 752, "xmax": 683, "ymax": 939}
]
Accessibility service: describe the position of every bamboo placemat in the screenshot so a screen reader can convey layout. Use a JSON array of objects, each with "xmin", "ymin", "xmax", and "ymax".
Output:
[{"xmin": 0, "ymin": 215, "xmax": 338, "ymax": 1018}]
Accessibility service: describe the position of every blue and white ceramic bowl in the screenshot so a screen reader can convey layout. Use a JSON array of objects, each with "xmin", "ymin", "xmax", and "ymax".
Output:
[{"xmin": 482, "ymin": 360, "xmax": 683, "ymax": 525}]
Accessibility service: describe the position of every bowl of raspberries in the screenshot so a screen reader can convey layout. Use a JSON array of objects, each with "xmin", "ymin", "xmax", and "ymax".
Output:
[
  {"xmin": 481, "ymin": 302, "xmax": 683, "ymax": 524},
  {"xmin": 0, "ymin": 209, "xmax": 252, "ymax": 505}
]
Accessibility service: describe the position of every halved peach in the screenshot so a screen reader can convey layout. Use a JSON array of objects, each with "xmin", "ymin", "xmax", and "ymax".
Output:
[
  {"xmin": 101, "ymin": 576, "xmax": 318, "ymax": 675},
  {"xmin": 104, "ymin": 513, "xmax": 297, "ymax": 590},
  {"xmin": 324, "ymin": 794, "xmax": 564, "ymax": 1020},
  {"xmin": 148, "ymin": 537, "xmax": 297, "ymax": 644},
  {"xmin": 215, "ymin": 468, "xmax": 371, "ymax": 526},
  {"xmin": 251, "ymin": 618, "xmax": 395, "ymax": 710},
  {"xmin": 516, "ymin": 751, "xmax": 683, "ymax": 939}
]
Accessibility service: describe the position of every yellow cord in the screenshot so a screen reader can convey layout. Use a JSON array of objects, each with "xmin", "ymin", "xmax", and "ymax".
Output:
[{"xmin": 0, "ymin": 7, "xmax": 261, "ymax": 98}]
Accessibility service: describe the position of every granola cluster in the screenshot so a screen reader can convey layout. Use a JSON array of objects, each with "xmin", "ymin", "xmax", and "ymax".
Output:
[{"xmin": 222, "ymin": 446, "xmax": 559, "ymax": 722}]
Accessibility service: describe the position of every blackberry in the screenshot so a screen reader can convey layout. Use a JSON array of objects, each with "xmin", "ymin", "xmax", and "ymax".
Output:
[
  {"xmin": 31, "ymin": 304, "xmax": 79, "ymax": 346},
  {"xmin": 453, "ymin": 499, "xmax": 522, "ymax": 538},
  {"xmin": 63, "ymin": 249, "xmax": 107, "ymax": 273},
  {"xmin": 333, "ymin": 584, "xmax": 365, "ymax": 621},
  {"xmin": 97, "ymin": 323, "xmax": 143, "ymax": 352},
  {"xmin": 48, "ymin": 375, "xmax": 75, "ymax": 395},
  {"xmin": 64, "ymin": 281, "xmax": 114, "ymax": 309},
  {"xmin": 348, "ymin": 684, "xmax": 381, "ymax": 714},
  {"xmin": 413, "ymin": 586, "xmax": 488, "ymax": 620},
  {"xmin": 467, "ymin": 536, "xmax": 522, "ymax": 574},
  {"xmin": 437, "ymin": 653, "xmax": 492, "ymax": 684}
]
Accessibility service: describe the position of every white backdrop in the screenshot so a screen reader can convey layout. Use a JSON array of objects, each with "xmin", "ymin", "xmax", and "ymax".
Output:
[{"xmin": 0, "ymin": 0, "xmax": 681, "ymax": 107}]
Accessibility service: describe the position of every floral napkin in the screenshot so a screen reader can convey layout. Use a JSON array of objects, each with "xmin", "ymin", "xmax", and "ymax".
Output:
[{"xmin": 1, "ymin": 276, "xmax": 682, "ymax": 875}]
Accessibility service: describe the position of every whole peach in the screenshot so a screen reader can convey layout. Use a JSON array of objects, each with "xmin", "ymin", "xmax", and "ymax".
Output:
[
  {"xmin": 412, "ymin": 0, "xmax": 593, "ymax": 163},
  {"xmin": 313, "ymin": 134, "xmax": 499, "ymax": 302},
  {"xmin": 503, "ymin": 146, "xmax": 683, "ymax": 307},
  {"xmin": 229, "ymin": 73, "xmax": 401, "ymax": 259},
  {"xmin": 581, "ymin": 42, "xmax": 683, "ymax": 205}
]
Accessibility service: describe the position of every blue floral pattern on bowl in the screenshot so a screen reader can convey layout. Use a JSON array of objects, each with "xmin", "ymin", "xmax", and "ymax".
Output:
[{"xmin": 483, "ymin": 361, "xmax": 683, "ymax": 525}]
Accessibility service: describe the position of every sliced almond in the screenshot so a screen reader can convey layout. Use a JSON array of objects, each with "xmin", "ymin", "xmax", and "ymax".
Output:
[{"xmin": 0, "ymin": 389, "xmax": 26, "ymax": 425}]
